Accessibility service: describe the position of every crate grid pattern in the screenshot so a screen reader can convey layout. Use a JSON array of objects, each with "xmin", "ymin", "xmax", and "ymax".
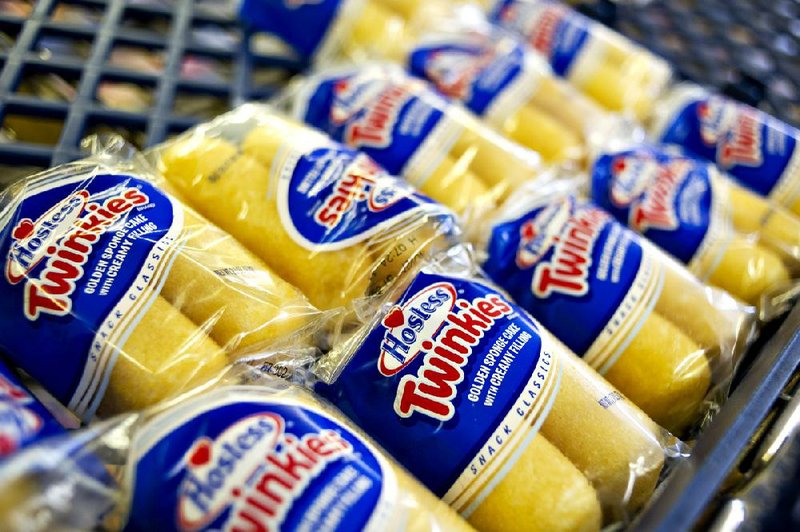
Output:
[
  {"xmin": 0, "ymin": 0, "xmax": 301, "ymax": 167},
  {"xmin": 610, "ymin": 0, "xmax": 800, "ymax": 127}
]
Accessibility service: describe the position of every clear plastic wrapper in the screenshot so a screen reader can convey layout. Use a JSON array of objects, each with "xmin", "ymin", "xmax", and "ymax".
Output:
[
  {"xmin": 481, "ymin": 0, "xmax": 673, "ymax": 120},
  {"xmin": 477, "ymin": 180, "xmax": 753, "ymax": 434},
  {"xmin": 590, "ymin": 144, "xmax": 800, "ymax": 311},
  {"xmin": 280, "ymin": 62, "xmax": 547, "ymax": 223},
  {"xmin": 0, "ymin": 141, "xmax": 320, "ymax": 421},
  {"xmin": 152, "ymin": 103, "xmax": 460, "ymax": 312},
  {"xmin": 649, "ymin": 83, "xmax": 800, "ymax": 218},
  {"xmin": 0, "ymin": 359, "xmax": 64, "ymax": 459},
  {"xmin": 0, "ymin": 368, "xmax": 472, "ymax": 532},
  {"xmin": 314, "ymin": 245, "xmax": 682, "ymax": 527}
]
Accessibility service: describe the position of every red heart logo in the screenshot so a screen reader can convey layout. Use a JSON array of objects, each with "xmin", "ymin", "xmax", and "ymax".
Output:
[
  {"xmin": 382, "ymin": 306, "xmax": 405, "ymax": 329},
  {"xmin": 521, "ymin": 220, "xmax": 536, "ymax": 241},
  {"xmin": 188, "ymin": 439, "xmax": 212, "ymax": 467},
  {"xmin": 12, "ymin": 219, "xmax": 34, "ymax": 240},
  {"xmin": 612, "ymin": 158, "xmax": 626, "ymax": 174}
]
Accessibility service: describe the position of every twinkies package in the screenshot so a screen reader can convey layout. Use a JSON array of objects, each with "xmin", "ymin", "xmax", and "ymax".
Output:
[
  {"xmin": 282, "ymin": 63, "xmax": 547, "ymax": 219},
  {"xmin": 0, "ymin": 370, "xmax": 473, "ymax": 532},
  {"xmin": 649, "ymin": 83, "xmax": 800, "ymax": 217},
  {"xmin": 484, "ymin": 0, "xmax": 672, "ymax": 120},
  {"xmin": 0, "ymin": 360, "xmax": 64, "ymax": 459},
  {"xmin": 152, "ymin": 104, "xmax": 458, "ymax": 311},
  {"xmin": 313, "ymin": 246, "xmax": 679, "ymax": 528},
  {"xmin": 590, "ymin": 145, "xmax": 800, "ymax": 309},
  {"xmin": 0, "ymin": 146, "xmax": 320, "ymax": 421},
  {"xmin": 478, "ymin": 182, "xmax": 753, "ymax": 435},
  {"xmin": 402, "ymin": 11, "xmax": 627, "ymax": 170}
]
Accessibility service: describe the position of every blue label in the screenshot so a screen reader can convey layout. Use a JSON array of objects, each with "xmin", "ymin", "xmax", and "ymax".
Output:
[
  {"xmin": 0, "ymin": 173, "xmax": 181, "ymax": 420},
  {"xmin": 127, "ymin": 387, "xmax": 392, "ymax": 532},
  {"xmin": 591, "ymin": 147, "xmax": 714, "ymax": 264},
  {"xmin": 408, "ymin": 33, "xmax": 528, "ymax": 118},
  {"xmin": 659, "ymin": 95, "xmax": 800, "ymax": 198},
  {"xmin": 238, "ymin": 0, "xmax": 344, "ymax": 61},
  {"xmin": 491, "ymin": 0, "xmax": 590, "ymax": 76},
  {"xmin": 278, "ymin": 144, "xmax": 444, "ymax": 250},
  {"xmin": 483, "ymin": 195, "xmax": 659, "ymax": 366},
  {"xmin": 315, "ymin": 270, "xmax": 558, "ymax": 509},
  {"xmin": 0, "ymin": 359, "xmax": 63, "ymax": 458},
  {"xmin": 295, "ymin": 66, "xmax": 459, "ymax": 183}
]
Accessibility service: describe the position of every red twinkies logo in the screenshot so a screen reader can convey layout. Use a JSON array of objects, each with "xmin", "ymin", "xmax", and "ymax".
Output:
[
  {"xmin": 698, "ymin": 98, "xmax": 763, "ymax": 168},
  {"xmin": 332, "ymin": 75, "xmax": 414, "ymax": 149},
  {"xmin": 628, "ymin": 159, "xmax": 692, "ymax": 233},
  {"xmin": 424, "ymin": 45, "xmax": 497, "ymax": 101},
  {"xmin": 383, "ymin": 282, "xmax": 514, "ymax": 421},
  {"xmin": 527, "ymin": 5, "xmax": 566, "ymax": 57},
  {"xmin": 515, "ymin": 199, "xmax": 572, "ymax": 270},
  {"xmin": 0, "ymin": 401, "xmax": 43, "ymax": 457},
  {"xmin": 529, "ymin": 200, "xmax": 610, "ymax": 298},
  {"xmin": 177, "ymin": 413, "xmax": 352, "ymax": 531},
  {"xmin": 314, "ymin": 153, "xmax": 405, "ymax": 230},
  {"xmin": 718, "ymin": 111, "xmax": 763, "ymax": 169},
  {"xmin": 5, "ymin": 187, "xmax": 149, "ymax": 321}
]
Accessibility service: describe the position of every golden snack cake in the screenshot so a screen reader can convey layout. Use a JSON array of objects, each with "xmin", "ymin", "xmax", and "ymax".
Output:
[
  {"xmin": 0, "ymin": 154, "xmax": 318, "ymax": 420},
  {"xmin": 156, "ymin": 105, "xmax": 458, "ymax": 311},
  {"xmin": 591, "ymin": 145, "xmax": 800, "ymax": 307},
  {"xmin": 480, "ymin": 184, "xmax": 752, "ymax": 434},
  {"xmin": 314, "ymin": 248, "xmax": 670, "ymax": 526}
]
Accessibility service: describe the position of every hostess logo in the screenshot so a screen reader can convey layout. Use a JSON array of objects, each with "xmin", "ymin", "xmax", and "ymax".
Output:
[
  {"xmin": 0, "ymin": 401, "xmax": 43, "ymax": 457},
  {"xmin": 331, "ymin": 74, "xmax": 414, "ymax": 149},
  {"xmin": 382, "ymin": 280, "xmax": 515, "ymax": 422},
  {"xmin": 177, "ymin": 413, "xmax": 353, "ymax": 531},
  {"xmin": 424, "ymin": 45, "xmax": 496, "ymax": 101},
  {"xmin": 515, "ymin": 199, "xmax": 572, "ymax": 270},
  {"xmin": 5, "ymin": 190, "xmax": 90, "ymax": 285},
  {"xmin": 379, "ymin": 282, "xmax": 457, "ymax": 377},
  {"xmin": 314, "ymin": 152, "xmax": 405, "ymax": 230},
  {"xmin": 4, "ymin": 186, "xmax": 149, "ymax": 321},
  {"xmin": 525, "ymin": 198, "xmax": 610, "ymax": 299},
  {"xmin": 698, "ymin": 98, "xmax": 763, "ymax": 169},
  {"xmin": 697, "ymin": 97, "xmax": 728, "ymax": 146},
  {"xmin": 608, "ymin": 154, "xmax": 658, "ymax": 209}
]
